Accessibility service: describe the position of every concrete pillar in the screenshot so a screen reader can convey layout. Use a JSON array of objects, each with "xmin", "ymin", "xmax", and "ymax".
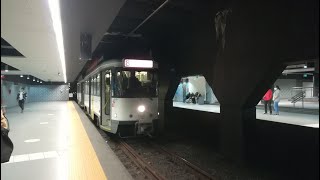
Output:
[
  {"xmin": 314, "ymin": 60, "xmax": 319, "ymax": 97},
  {"xmin": 219, "ymin": 105, "xmax": 256, "ymax": 164},
  {"xmin": 313, "ymin": 73, "xmax": 319, "ymax": 97}
]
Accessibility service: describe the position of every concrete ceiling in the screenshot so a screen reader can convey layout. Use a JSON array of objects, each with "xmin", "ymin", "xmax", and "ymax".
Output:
[{"xmin": 1, "ymin": 0, "xmax": 125, "ymax": 82}]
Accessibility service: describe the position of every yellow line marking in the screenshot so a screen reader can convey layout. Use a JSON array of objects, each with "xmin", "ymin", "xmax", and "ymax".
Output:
[{"xmin": 67, "ymin": 102, "xmax": 107, "ymax": 180}]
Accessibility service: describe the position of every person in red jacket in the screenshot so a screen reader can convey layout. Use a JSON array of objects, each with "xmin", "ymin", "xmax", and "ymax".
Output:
[{"xmin": 263, "ymin": 88, "xmax": 273, "ymax": 114}]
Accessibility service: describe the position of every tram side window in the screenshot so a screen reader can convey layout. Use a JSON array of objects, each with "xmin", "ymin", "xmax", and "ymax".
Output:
[
  {"xmin": 86, "ymin": 81, "xmax": 88, "ymax": 94},
  {"xmin": 85, "ymin": 81, "xmax": 88, "ymax": 94},
  {"xmin": 95, "ymin": 75, "xmax": 98, "ymax": 96},
  {"xmin": 92, "ymin": 77, "xmax": 94, "ymax": 96},
  {"xmin": 105, "ymin": 71, "xmax": 111, "ymax": 115},
  {"xmin": 93, "ymin": 76, "xmax": 96, "ymax": 96},
  {"xmin": 91, "ymin": 78, "xmax": 94, "ymax": 96},
  {"xmin": 87, "ymin": 80, "xmax": 89, "ymax": 94},
  {"xmin": 97, "ymin": 74, "xmax": 100, "ymax": 96}
]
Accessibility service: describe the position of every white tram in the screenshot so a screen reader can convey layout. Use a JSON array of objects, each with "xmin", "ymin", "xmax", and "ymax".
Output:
[{"xmin": 77, "ymin": 58, "xmax": 159, "ymax": 137}]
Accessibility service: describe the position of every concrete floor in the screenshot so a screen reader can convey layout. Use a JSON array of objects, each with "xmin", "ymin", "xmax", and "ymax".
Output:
[
  {"xmin": 173, "ymin": 102, "xmax": 319, "ymax": 128},
  {"xmin": 1, "ymin": 101, "xmax": 132, "ymax": 180}
]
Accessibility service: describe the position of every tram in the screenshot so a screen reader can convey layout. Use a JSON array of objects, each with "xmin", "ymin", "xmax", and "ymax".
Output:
[{"xmin": 77, "ymin": 58, "xmax": 159, "ymax": 137}]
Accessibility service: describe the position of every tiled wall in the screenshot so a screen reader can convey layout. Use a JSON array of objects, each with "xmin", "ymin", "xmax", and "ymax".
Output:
[
  {"xmin": 1, "ymin": 80, "xmax": 68, "ymax": 108},
  {"xmin": 28, "ymin": 85, "xmax": 69, "ymax": 102},
  {"xmin": 273, "ymin": 79, "xmax": 297, "ymax": 99},
  {"xmin": 1, "ymin": 80, "xmax": 30, "ymax": 108},
  {"xmin": 273, "ymin": 79, "xmax": 314, "ymax": 99}
]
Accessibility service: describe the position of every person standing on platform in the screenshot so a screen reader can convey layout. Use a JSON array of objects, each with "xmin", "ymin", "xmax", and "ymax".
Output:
[
  {"xmin": 263, "ymin": 88, "xmax": 273, "ymax": 114},
  {"xmin": 273, "ymin": 85, "xmax": 281, "ymax": 115},
  {"xmin": 17, "ymin": 88, "xmax": 27, "ymax": 113}
]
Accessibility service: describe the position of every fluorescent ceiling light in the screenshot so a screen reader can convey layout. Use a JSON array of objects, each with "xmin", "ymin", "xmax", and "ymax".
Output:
[
  {"xmin": 27, "ymin": 76, "xmax": 30, "ymax": 79},
  {"xmin": 20, "ymin": 75, "xmax": 23, "ymax": 77},
  {"xmin": 48, "ymin": 0, "xmax": 67, "ymax": 83}
]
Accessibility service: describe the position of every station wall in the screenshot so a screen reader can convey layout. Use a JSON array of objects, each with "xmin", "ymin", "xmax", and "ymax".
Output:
[
  {"xmin": 188, "ymin": 76, "xmax": 206, "ymax": 97},
  {"xmin": 274, "ymin": 78, "xmax": 314, "ymax": 99},
  {"xmin": 173, "ymin": 76, "xmax": 219, "ymax": 104},
  {"xmin": 1, "ymin": 80, "xmax": 30, "ymax": 108},
  {"xmin": 1, "ymin": 80, "xmax": 69, "ymax": 108},
  {"xmin": 28, "ymin": 85, "xmax": 69, "ymax": 102}
]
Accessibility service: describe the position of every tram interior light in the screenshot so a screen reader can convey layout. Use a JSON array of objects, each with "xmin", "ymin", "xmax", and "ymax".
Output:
[
  {"xmin": 27, "ymin": 76, "xmax": 30, "ymax": 79},
  {"xmin": 20, "ymin": 75, "xmax": 23, "ymax": 77},
  {"xmin": 5, "ymin": 65, "xmax": 8, "ymax": 72}
]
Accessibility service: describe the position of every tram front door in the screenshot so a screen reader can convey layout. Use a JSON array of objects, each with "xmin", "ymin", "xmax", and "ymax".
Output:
[{"xmin": 100, "ymin": 70, "xmax": 111, "ymax": 131}]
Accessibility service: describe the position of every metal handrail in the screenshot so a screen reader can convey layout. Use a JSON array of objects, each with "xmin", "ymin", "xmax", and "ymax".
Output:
[
  {"xmin": 291, "ymin": 92, "xmax": 305, "ymax": 103},
  {"xmin": 290, "ymin": 91, "xmax": 305, "ymax": 101},
  {"xmin": 290, "ymin": 90, "xmax": 306, "ymax": 108},
  {"xmin": 291, "ymin": 86, "xmax": 319, "ymax": 98}
]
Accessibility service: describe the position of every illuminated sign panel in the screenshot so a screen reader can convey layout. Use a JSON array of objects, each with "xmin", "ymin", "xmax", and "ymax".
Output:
[{"xmin": 123, "ymin": 59, "xmax": 153, "ymax": 68}]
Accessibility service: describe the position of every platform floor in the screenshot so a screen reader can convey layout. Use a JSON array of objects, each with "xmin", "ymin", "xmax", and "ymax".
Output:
[
  {"xmin": 173, "ymin": 102, "xmax": 319, "ymax": 128},
  {"xmin": 257, "ymin": 100, "xmax": 319, "ymax": 109},
  {"xmin": 1, "ymin": 101, "xmax": 132, "ymax": 180}
]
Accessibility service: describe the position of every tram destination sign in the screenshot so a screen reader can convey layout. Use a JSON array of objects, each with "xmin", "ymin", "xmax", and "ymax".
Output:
[{"xmin": 123, "ymin": 59, "xmax": 153, "ymax": 68}]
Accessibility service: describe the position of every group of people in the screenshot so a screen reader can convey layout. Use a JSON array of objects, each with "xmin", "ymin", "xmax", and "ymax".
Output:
[
  {"xmin": 185, "ymin": 92, "xmax": 202, "ymax": 104},
  {"xmin": 262, "ymin": 85, "xmax": 281, "ymax": 115}
]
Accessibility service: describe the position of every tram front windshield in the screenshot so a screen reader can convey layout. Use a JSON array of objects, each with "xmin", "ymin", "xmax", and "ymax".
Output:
[{"xmin": 113, "ymin": 70, "xmax": 158, "ymax": 98}]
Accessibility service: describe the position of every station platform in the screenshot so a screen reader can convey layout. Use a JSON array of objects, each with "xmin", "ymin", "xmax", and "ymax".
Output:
[
  {"xmin": 1, "ymin": 101, "xmax": 132, "ymax": 180},
  {"xmin": 173, "ymin": 102, "xmax": 319, "ymax": 128}
]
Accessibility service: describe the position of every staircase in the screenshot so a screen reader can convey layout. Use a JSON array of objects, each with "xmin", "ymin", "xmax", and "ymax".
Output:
[{"xmin": 290, "ymin": 91, "xmax": 306, "ymax": 106}]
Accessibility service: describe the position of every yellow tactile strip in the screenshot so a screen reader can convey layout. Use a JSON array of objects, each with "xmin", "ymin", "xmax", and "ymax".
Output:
[{"xmin": 67, "ymin": 102, "xmax": 107, "ymax": 180}]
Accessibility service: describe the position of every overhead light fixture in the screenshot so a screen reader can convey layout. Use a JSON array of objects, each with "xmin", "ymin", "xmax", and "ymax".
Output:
[
  {"xmin": 40, "ymin": 81, "xmax": 43, "ymax": 83},
  {"xmin": 33, "ymin": 78, "xmax": 35, "ymax": 81},
  {"xmin": 20, "ymin": 75, "xmax": 23, "ymax": 77},
  {"xmin": 304, "ymin": 64, "xmax": 307, "ymax": 68},
  {"xmin": 5, "ymin": 65, "xmax": 8, "ymax": 72},
  {"xmin": 37, "ymin": 79, "xmax": 39, "ymax": 82},
  {"xmin": 27, "ymin": 76, "xmax": 30, "ymax": 79},
  {"xmin": 48, "ymin": 0, "xmax": 67, "ymax": 83}
]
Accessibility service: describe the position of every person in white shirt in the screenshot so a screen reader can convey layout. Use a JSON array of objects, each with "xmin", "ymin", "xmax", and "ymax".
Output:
[
  {"xmin": 16, "ymin": 88, "xmax": 27, "ymax": 113},
  {"xmin": 273, "ymin": 85, "xmax": 281, "ymax": 115}
]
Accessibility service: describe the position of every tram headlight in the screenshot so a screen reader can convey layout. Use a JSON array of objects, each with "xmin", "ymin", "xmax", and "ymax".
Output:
[{"xmin": 137, "ymin": 105, "xmax": 145, "ymax": 113}]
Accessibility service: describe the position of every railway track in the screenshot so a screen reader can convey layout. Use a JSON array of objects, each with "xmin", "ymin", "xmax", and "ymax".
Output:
[
  {"xmin": 118, "ymin": 139, "xmax": 215, "ymax": 180},
  {"xmin": 118, "ymin": 140, "xmax": 166, "ymax": 180},
  {"xmin": 149, "ymin": 142, "xmax": 215, "ymax": 180}
]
